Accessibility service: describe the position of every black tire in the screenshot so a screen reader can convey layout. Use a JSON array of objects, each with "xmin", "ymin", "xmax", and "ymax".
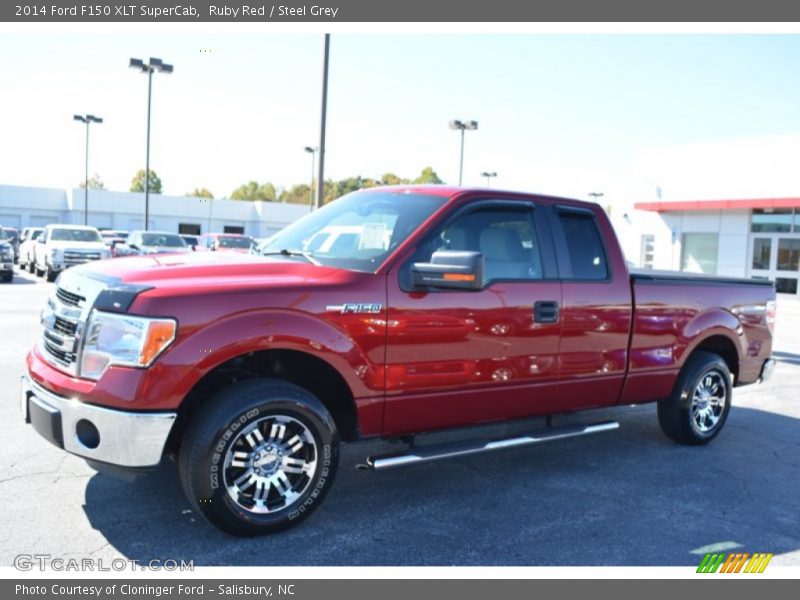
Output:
[
  {"xmin": 658, "ymin": 351, "xmax": 732, "ymax": 445},
  {"xmin": 28, "ymin": 260, "xmax": 35, "ymax": 274},
  {"xmin": 1, "ymin": 273, "xmax": 11, "ymax": 283},
  {"xmin": 45, "ymin": 265, "xmax": 57, "ymax": 282},
  {"xmin": 178, "ymin": 378, "xmax": 339, "ymax": 536}
]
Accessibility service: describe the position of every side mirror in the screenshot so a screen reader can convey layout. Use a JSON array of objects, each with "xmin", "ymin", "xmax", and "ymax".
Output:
[
  {"xmin": 129, "ymin": 243, "xmax": 139, "ymax": 251},
  {"xmin": 412, "ymin": 250, "xmax": 484, "ymax": 291}
]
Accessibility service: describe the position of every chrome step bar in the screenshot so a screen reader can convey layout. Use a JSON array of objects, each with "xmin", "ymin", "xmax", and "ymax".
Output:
[{"xmin": 362, "ymin": 420, "xmax": 619, "ymax": 471}]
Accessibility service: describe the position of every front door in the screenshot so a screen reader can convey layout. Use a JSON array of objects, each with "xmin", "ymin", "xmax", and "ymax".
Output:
[{"xmin": 382, "ymin": 199, "xmax": 562, "ymax": 436}]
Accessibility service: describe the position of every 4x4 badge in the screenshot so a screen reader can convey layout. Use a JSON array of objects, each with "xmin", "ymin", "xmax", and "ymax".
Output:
[{"xmin": 326, "ymin": 303, "xmax": 382, "ymax": 314}]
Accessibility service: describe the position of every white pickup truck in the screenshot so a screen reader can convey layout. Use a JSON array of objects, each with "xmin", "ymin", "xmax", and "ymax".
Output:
[{"xmin": 33, "ymin": 224, "xmax": 110, "ymax": 282}]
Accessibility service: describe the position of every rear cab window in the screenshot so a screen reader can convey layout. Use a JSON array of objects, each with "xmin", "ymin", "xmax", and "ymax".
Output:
[{"xmin": 556, "ymin": 209, "xmax": 609, "ymax": 280}]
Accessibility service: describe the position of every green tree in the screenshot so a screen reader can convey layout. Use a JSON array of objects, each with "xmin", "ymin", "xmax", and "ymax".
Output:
[
  {"xmin": 279, "ymin": 184, "xmax": 313, "ymax": 205},
  {"xmin": 130, "ymin": 169, "xmax": 163, "ymax": 194},
  {"xmin": 413, "ymin": 166, "xmax": 443, "ymax": 185},
  {"xmin": 230, "ymin": 181, "xmax": 277, "ymax": 201},
  {"xmin": 187, "ymin": 188, "xmax": 213, "ymax": 199},
  {"xmin": 380, "ymin": 173, "xmax": 410, "ymax": 186},
  {"xmin": 79, "ymin": 173, "xmax": 105, "ymax": 190}
]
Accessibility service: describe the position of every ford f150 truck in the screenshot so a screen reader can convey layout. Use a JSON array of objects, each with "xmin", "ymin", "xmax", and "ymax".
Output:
[
  {"xmin": 34, "ymin": 224, "xmax": 111, "ymax": 282},
  {"xmin": 21, "ymin": 186, "xmax": 776, "ymax": 536}
]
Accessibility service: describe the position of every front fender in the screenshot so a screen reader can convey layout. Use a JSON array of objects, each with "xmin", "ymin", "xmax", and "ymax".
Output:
[{"xmin": 142, "ymin": 309, "xmax": 379, "ymax": 410}]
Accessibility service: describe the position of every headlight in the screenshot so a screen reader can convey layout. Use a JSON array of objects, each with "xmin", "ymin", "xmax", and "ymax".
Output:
[
  {"xmin": 100, "ymin": 248, "xmax": 111, "ymax": 259},
  {"xmin": 49, "ymin": 248, "xmax": 62, "ymax": 261},
  {"xmin": 79, "ymin": 310, "xmax": 177, "ymax": 380}
]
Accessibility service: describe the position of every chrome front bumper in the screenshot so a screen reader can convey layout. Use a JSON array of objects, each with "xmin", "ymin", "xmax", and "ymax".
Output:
[{"xmin": 21, "ymin": 374, "xmax": 176, "ymax": 468}]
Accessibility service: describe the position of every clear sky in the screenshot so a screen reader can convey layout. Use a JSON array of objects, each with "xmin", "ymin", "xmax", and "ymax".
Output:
[{"xmin": 2, "ymin": 33, "xmax": 800, "ymax": 205}]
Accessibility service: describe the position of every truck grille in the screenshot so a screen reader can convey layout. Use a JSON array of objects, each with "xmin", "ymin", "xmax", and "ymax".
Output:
[
  {"xmin": 43, "ymin": 338, "xmax": 74, "ymax": 366},
  {"xmin": 53, "ymin": 316, "xmax": 78, "ymax": 336},
  {"xmin": 41, "ymin": 285, "xmax": 85, "ymax": 375},
  {"xmin": 56, "ymin": 287, "xmax": 85, "ymax": 307},
  {"xmin": 64, "ymin": 250, "xmax": 102, "ymax": 265}
]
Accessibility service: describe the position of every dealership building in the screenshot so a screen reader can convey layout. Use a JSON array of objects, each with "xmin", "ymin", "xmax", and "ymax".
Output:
[
  {"xmin": 609, "ymin": 134, "xmax": 800, "ymax": 295},
  {"xmin": 0, "ymin": 184, "xmax": 309, "ymax": 238},
  {"xmin": 613, "ymin": 198, "xmax": 800, "ymax": 294}
]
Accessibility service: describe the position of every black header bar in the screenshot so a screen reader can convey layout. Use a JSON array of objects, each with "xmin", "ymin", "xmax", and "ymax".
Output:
[{"xmin": 4, "ymin": 0, "xmax": 800, "ymax": 22}]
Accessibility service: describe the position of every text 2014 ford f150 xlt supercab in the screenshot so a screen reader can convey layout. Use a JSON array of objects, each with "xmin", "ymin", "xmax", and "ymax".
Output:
[{"xmin": 22, "ymin": 186, "xmax": 777, "ymax": 536}]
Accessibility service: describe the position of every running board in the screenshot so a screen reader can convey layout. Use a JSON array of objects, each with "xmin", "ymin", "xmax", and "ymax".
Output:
[{"xmin": 361, "ymin": 420, "xmax": 619, "ymax": 471}]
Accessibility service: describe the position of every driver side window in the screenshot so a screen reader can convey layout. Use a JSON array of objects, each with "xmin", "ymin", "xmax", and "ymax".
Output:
[{"xmin": 414, "ymin": 205, "xmax": 543, "ymax": 285}]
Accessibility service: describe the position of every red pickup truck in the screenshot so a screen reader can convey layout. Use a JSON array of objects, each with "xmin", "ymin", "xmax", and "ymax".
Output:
[{"xmin": 22, "ymin": 186, "xmax": 776, "ymax": 536}]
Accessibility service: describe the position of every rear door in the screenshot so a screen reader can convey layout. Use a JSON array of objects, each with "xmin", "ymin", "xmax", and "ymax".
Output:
[
  {"xmin": 548, "ymin": 205, "xmax": 633, "ymax": 409},
  {"xmin": 383, "ymin": 198, "xmax": 562, "ymax": 435}
]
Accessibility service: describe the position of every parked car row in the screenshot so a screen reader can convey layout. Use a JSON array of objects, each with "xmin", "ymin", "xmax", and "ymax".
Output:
[
  {"xmin": 6, "ymin": 223, "xmax": 257, "ymax": 283},
  {"xmin": 0, "ymin": 227, "xmax": 14, "ymax": 282}
]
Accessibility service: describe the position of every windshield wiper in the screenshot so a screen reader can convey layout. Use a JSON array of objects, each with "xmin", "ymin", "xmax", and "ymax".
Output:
[{"xmin": 261, "ymin": 248, "xmax": 321, "ymax": 266}]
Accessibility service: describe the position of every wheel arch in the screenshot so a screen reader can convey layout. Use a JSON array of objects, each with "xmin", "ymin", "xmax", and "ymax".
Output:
[
  {"xmin": 165, "ymin": 348, "xmax": 360, "ymax": 456},
  {"xmin": 682, "ymin": 332, "xmax": 740, "ymax": 383}
]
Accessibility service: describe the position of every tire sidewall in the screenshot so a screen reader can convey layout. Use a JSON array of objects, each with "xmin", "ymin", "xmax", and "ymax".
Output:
[{"xmin": 186, "ymin": 389, "xmax": 339, "ymax": 535}]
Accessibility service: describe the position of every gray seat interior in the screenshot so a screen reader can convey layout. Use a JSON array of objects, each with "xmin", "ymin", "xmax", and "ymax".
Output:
[{"xmin": 479, "ymin": 228, "xmax": 530, "ymax": 281}]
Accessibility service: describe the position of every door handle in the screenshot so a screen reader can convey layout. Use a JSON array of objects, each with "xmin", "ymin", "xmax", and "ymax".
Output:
[{"xmin": 534, "ymin": 301, "xmax": 559, "ymax": 323}]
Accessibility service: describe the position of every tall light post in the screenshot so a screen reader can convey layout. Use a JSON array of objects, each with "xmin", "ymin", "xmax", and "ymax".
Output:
[
  {"xmin": 449, "ymin": 119, "xmax": 478, "ymax": 186},
  {"xmin": 129, "ymin": 57, "xmax": 173, "ymax": 231},
  {"xmin": 73, "ymin": 114, "xmax": 103, "ymax": 226},
  {"xmin": 304, "ymin": 146, "xmax": 317, "ymax": 210},
  {"xmin": 589, "ymin": 192, "xmax": 608, "ymax": 215},
  {"xmin": 316, "ymin": 34, "xmax": 330, "ymax": 210},
  {"xmin": 588, "ymin": 192, "xmax": 605, "ymax": 203},
  {"xmin": 481, "ymin": 171, "xmax": 497, "ymax": 187}
]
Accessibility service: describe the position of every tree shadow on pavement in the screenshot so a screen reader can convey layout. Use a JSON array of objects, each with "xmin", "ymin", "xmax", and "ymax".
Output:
[{"xmin": 83, "ymin": 405, "xmax": 800, "ymax": 566}]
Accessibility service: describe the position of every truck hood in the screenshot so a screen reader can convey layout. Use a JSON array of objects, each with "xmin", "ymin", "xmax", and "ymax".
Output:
[{"xmin": 69, "ymin": 250, "xmax": 348, "ymax": 292}]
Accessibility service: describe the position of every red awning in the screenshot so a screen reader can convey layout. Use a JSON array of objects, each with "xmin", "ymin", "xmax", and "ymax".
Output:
[{"xmin": 634, "ymin": 198, "xmax": 800, "ymax": 212}]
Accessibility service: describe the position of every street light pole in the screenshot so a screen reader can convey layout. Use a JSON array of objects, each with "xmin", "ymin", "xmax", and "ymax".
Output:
[
  {"xmin": 449, "ymin": 119, "xmax": 478, "ymax": 186},
  {"xmin": 588, "ymin": 192, "xmax": 604, "ymax": 202},
  {"xmin": 130, "ymin": 57, "xmax": 173, "ymax": 231},
  {"xmin": 304, "ymin": 146, "xmax": 317, "ymax": 211},
  {"xmin": 481, "ymin": 171, "xmax": 497, "ymax": 187},
  {"xmin": 316, "ymin": 34, "xmax": 330, "ymax": 210},
  {"xmin": 73, "ymin": 114, "xmax": 103, "ymax": 226}
]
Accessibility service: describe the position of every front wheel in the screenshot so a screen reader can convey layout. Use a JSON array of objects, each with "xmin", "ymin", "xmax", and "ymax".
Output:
[
  {"xmin": 179, "ymin": 378, "xmax": 339, "ymax": 536},
  {"xmin": 658, "ymin": 351, "xmax": 732, "ymax": 445}
]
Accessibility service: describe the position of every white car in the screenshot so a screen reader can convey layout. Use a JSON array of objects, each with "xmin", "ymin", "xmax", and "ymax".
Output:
[
  {"xmin": 19, "ymin": 227, "xmax": 44, "ymax": 273},
  {"xmin": 34, "ymin": 224, "xmax": 110, "ymax": 282}
]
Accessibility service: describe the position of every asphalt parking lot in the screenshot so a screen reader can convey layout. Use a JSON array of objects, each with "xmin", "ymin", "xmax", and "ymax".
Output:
[{"xmin": 1, "ymin": 265, "xmax": 798, "ymax": 567}]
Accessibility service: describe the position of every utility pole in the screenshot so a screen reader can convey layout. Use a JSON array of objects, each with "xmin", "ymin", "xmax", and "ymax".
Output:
[{"xmin": 316, "ymin": 34, "xmax": 330, "ymax": 209}]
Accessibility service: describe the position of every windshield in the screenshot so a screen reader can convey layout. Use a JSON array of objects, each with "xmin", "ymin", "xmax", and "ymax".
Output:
[
  {"xmin": 257, "ymin": 191, "xmax": 447, "ymax": 272},
  {"xmin": 50, "ymin": 228, "xmax": 102, "ymax": 242},
  {"xmin": 218, "ymin": 236, "xmax": 253, "ymax": 249},
  {"xmin": 141, "ymin": 233, "xmax": 186, "ymax": 247}
]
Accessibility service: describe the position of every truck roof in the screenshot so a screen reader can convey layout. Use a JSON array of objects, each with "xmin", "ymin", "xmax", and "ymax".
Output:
[{"xmin": 357, "ymin": 184, "xmax": 592, "ymax": 208}]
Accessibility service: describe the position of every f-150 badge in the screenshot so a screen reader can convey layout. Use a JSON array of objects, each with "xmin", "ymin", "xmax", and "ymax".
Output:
[{"xmin": 326, "ymin": 303, "xmax": 383, "ymax": 314}]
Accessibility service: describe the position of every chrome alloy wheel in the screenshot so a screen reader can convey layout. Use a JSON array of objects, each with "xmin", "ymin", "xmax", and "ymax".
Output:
[
  {"xmin": 223, "ymin": 415, "xmax": 318, "ymax": 514},
  {"xmin": 690, "ymin": 371, "xmax": 727, "ymax": 434}
]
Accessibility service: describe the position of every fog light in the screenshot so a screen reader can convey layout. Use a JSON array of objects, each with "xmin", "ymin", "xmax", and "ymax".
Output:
[{"xmin": 76, "ymin": 419, "xmax": 100, "ymax": 449}]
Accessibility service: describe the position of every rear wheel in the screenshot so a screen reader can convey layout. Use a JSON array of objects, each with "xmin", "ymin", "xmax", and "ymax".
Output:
[
  {"xmin": 658, "ymin": 351, "xmax": 732, "ymax": 445},
  {"xmin": 179, "ymin": 378, "xmax": 339, "ymax": 536}
]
